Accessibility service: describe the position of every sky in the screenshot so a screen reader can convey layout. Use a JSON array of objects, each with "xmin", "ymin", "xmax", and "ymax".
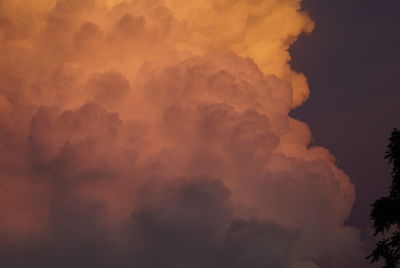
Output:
[
  {"xmin": 0, "ymin": 0, "xmax": 398, "ymax": 267},
  {"xmin": 290, "ymin": 0, "xmax": 400, "ymax": 246}
]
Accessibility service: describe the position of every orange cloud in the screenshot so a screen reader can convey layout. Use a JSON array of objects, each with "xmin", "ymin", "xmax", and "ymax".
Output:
[{"xmin": 0, "ymin": 1, "xmax": 365, "ymax": 267}]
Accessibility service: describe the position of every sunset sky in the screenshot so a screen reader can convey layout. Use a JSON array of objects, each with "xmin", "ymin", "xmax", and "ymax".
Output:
[
  {"xmin": 0, "ymin": 0, "xmax": 398, "ymax": 267},
  {"xmin": 290, "ymin": 0, "xmax": 400, "ymax": 258}
]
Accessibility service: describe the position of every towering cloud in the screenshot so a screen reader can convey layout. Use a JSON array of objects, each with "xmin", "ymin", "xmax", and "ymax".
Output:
[{"xmin": 0, "ymin": 0, "xmax": 365, "ymax": 267}]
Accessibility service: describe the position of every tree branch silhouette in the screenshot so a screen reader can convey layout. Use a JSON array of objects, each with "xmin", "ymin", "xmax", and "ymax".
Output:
[{"xmin": 368, "ymin": 128, "xmax": 400, "ymax": 267}]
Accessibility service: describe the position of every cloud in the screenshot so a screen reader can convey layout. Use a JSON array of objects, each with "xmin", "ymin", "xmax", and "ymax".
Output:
[{"xmin": 0, "ymin": 0, "xmax": 367, "ymax": 267}]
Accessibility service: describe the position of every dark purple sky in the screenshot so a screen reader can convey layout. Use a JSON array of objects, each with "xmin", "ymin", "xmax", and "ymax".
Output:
[{"xmin": 291, "ymin": 0, "xmax": 400, "ymax": 243}]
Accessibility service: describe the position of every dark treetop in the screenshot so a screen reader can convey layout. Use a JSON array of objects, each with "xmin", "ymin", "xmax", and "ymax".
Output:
[{"xmin": 369, "ymin": 129, "xmax": 400, "ymax": 267}]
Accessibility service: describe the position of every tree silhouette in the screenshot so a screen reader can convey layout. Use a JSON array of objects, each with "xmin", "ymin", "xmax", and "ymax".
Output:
[{"xmin": 368, "ymin": 128, "xmax": 400, "ymax": 268}]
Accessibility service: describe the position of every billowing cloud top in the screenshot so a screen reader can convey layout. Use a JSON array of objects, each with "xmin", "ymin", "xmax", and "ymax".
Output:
[{"xmin": 0, "ymin": 0, "xmax": 365, "ymax": 267}]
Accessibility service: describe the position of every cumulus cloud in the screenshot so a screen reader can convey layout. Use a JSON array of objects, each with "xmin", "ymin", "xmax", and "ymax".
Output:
[{"xmin": 0, "ymin": 0, "xmax": 366, "ymax": 267}]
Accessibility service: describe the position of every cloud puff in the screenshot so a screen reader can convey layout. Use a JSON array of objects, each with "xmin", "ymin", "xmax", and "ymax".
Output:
[{"xmin": 0, "ymin": 0, "xmax": 366, "ymax": 267}]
